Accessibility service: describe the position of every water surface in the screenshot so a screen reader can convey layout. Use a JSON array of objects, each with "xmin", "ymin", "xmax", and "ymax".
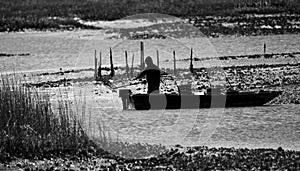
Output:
[{"xmin": 1, "ymin": 32, "xmax": 299, "ymax": 72}]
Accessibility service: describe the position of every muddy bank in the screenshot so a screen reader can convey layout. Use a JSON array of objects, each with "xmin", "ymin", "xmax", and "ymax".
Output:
[{"xmin": 1, "ymin": 145, "xmax": 299, "ymax": 170}]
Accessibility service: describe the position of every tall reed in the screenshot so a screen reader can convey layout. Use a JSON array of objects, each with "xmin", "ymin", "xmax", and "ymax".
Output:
[{"xmin": 0, "ymin": 74, "xmax": 89, "ymax": 158}]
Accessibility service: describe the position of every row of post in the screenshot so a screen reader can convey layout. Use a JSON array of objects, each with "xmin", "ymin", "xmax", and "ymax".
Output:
[
  {"xmin": 94, "ymin": 48, "xmax": 114, "ymax": 81},
  {"xmin": 94, "ymin": 41, "xmax": 195, "ymax": 80},
  {"xmin": 94, "ymin": 42, "xmax": 268, "ymax": 80}
]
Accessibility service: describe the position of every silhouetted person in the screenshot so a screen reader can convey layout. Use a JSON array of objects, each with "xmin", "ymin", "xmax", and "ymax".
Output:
[{"xmin": 134, "ymin": 56, "xmax": 161, "ymax": 94}]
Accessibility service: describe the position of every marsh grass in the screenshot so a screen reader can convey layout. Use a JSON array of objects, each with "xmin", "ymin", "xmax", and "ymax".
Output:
[
  {"xmin": 0, "ymin": 74, "xmax": 91, "ymax": 159},
  {"xmin": 0, "ymin": 74, "xmax": 167, "ymax": 161}
]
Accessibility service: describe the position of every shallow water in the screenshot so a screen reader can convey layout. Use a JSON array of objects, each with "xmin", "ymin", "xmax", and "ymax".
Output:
[
  {"xmin": 75, "ymin": 89, "xmax": 300, "ymax": 151},
  {"xmin": 0, "ymin": 31, "xmax": 299, "ymax": 72},
  {"xmin": 102, "ymin": 104, "xmax": 300, "ymax": 151},
  {"xmin": 206, "ymin": 104, "xmax": 300, "ymax": 150}
]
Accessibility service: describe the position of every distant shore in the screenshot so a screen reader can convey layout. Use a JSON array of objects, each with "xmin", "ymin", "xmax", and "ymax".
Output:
[
  {"xmin": 1, "ymin": 0, "xmax": 300, "ymax": 37},
  {"xmin": 2, "ymin": 14, "xmax": 300, "ymax": 38}
]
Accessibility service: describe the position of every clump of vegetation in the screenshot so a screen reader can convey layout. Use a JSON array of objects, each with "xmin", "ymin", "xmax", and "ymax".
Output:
[
  {"xmin": 0, "ymin": 74, "xmax": 92, "ymax": 161},
  {"xmin": 0, "ymin": 74, "xmax": 168, "ymax": 164}
]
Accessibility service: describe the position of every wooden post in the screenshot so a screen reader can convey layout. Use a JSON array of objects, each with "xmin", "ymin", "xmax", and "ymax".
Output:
[
  {"xmin": 98, "ymin": 52, "xmax": 102, "ymax": 79},
  {"xmin": 156, "ymin": 50, "xmax": 159, "ymax": 67},
  {"xmin": 131, "ymin": 54, "xmax": 134, "ymax": 78},
  {"xmin": 140, "ymin": 41, "xmax": 144, "ymax": 71},
  {"xmin": 190, "ymin": 48, "xmax": 193, "ymax": 73},
  {"xmin": 125, "ymin": 51, "xmax": 129, "ymax": 76},
  {"xmin": 263, "ymin": 43, "xmax": 266, "ymax": 54},
  {"xmin": 109, "ymin": 48, "xmax": 114, "ymax": 78},
  {"xmin": 94, "ymin": 50, "xmax": 97, "ymax": 80},
  {"xmin": 173, "ymin": 50, "xmax": 176, "ymax": 76}
]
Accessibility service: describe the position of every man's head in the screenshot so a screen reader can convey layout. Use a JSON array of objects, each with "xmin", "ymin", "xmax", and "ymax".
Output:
[{"xmin": 145, "ymin": 56, "xmax": 153, "ymax": 66}]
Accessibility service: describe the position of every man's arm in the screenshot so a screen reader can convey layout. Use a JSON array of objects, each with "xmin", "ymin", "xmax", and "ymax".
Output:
[{"xmin": 133, "ymin": 70, "xmax": 147, "ymax": 80}]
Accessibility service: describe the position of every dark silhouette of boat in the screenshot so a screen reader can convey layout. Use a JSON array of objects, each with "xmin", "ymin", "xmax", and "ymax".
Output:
[{"xmin": 119, "ymin": 89, "xmax": 282, "ymax": 110}]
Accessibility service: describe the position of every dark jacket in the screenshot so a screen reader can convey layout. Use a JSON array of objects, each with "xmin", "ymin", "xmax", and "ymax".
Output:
[{"xmin": 135, "ymin": 64, "xmax": 161, "ymax": 94}]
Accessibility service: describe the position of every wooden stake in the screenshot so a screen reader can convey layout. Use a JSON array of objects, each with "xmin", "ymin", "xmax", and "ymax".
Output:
[
  {"xmin": 190, "ymin": 48, "xmax": 193, "ymax": 73},
  {"xmin": 173, "ymin": 50, "xmax": 176, "ymax": 76},
  {"xmin": 125, "ymin": 51, "xmax": 129, "ymax": 76},
  {"xmin": 98, "ymin": 52, "xmax": 102, "ymax": 79},
  {"xmin": 109, "ymin": 48, "xmax": 114, "ymax": 78},
  {"xmin": 263, "ymin": 43, "xmax": 266, "ymax": 54},
  {"xmin": 156, "ymin": 50, "xmax": 159, "ymax": 67},
  {"xmin": 94, "ymin": 50, "xmax": 97, "ymax": 80},
  {"xmin": 140, "ymin": 41, "xmax": 144, "ymax": 71},
  {"xmin": 131, "ymin": 54, "xmax": 134, "ymax": 78}
]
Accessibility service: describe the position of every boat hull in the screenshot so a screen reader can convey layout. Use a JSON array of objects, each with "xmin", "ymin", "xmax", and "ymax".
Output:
[{"xmin": 119, "ymin": 89, "xmax": 282, "ymax": 110}]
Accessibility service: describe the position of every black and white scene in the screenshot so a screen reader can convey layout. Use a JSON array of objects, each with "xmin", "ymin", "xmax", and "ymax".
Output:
[{"xmin": 0, "ymin": 0, "xmax": 300, "ymax": 170}]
